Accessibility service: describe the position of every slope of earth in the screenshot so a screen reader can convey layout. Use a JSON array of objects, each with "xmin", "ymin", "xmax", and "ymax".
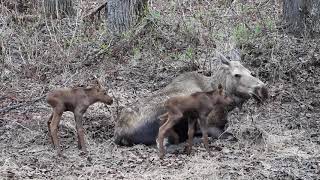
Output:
[{"xmin": 0, "ymin": 0, "xmax": 319, "ymax": 179}]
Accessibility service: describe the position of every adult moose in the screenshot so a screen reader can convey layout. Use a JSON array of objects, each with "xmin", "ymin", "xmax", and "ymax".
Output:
[{"xmin": 114, "ymin": 51, "xmax": 268, "ymax": 146}]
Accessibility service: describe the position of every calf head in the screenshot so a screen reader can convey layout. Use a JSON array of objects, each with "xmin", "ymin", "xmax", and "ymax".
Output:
[
  {"xmin": 218, "ymin": 52, "xmax": 268, "ymax": 104},
  {"xmin": 90, "ymin": 80, "xmax": 113, "ymax": 105},
  {"xmin": 216, "ymin": 84, "xmax": 234, "ymax": 106}
]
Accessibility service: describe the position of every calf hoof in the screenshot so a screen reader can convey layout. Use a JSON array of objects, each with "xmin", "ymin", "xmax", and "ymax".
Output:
[
  {"xmin": 80, "ymin": 151, "xmax": 88, "ymax": 156},
  {"xmin": 56, "ymin": 150, "xmax": 65, "ymax": 158},
  {"xmin": 51, "ymin": 144, "xmax": 56, "ymax": 149},
  {"xmin": 159, "ymin": 153, "xmax": 165, "ymax": 160},
  {"xmin": 77, "ymin": 143, "xmax": 82, "ymax": 150},
  {"xmin": 79, "ymin": 147, "xmax": 88, "ymax": 156},
  {"xmin": 186, "ymin": 148, "xmax": 192, "ymax": 155}
]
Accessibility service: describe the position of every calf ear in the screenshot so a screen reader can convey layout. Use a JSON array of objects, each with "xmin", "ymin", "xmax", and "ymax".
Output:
[{"xmin": 93, "ymin": 79, "xmax": 102, "ymax": 89}]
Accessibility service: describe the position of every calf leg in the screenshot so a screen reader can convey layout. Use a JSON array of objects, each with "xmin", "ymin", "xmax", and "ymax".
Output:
[
  {"xmin": 186, "ymin": 119, "xmax": 196, "ymax": 155},
  {"xmin": 157, "ymin": 111, "xmax": 183, "ymax": 159},
  {"xmin": 47, "ymin": 113, "xmax": 54, "ymax": 146},
  {"xmin": 159, "ymin": 113, "xmax": 179, "ymax": 144},
  {"xmin": 74, "ymin": 112, "xmax": 87, "ymax": 154},
  {"xmin": 168, "ymin": 129, "xmax": 179, "ymax": 144},
  {"xmin": 50, "ymin": 110, "xmax": 63, "ymax": 155},
  {"xmin": 159, "ymin": 112, "xmax": 168, "ymax": 125},
  {"xmin": 198, "ymin": 115, "xmax": 212, "ymax": 156}
]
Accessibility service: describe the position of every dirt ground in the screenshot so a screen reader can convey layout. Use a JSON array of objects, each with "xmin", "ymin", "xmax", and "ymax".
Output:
[{"xmin": 1, "ymin": 0, "xmax": 320, "ymax": 179}]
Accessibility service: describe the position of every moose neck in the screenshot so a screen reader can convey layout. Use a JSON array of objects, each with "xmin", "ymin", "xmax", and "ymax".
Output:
[
  {"xmin": 84, "ymin": 89, "xmax": 100, "ymax": 105},
  {"xmin": 88, "ymin": 97, "xmax": 99, "ymax": 106}
]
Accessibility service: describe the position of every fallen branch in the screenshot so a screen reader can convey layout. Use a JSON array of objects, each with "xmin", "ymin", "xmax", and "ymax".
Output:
[{"xmin": 0, "ymin": 95, "xmax": 46, "ymax": 114}]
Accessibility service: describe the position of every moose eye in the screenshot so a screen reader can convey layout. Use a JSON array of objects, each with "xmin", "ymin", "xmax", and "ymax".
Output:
[{"xmin": 234, "ymin": 74, "xmax": 241, "ymax": 78}]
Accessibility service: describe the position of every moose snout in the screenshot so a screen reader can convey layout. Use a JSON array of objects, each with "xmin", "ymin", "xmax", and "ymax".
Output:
[{"xmin": 253, "ymin": 85, "xmax": 268, "ymax": 102}]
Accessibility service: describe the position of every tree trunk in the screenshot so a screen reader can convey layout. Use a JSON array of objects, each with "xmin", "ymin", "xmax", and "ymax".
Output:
[
  {"xmin": 283, "ymin": 0, "xmax": 320, "ymax": 37},
  {"xmin": 106, "ymin": 0, "xmax": 148, "ymax": 35},
  {"xmin": 43, "ymin": 0, "xmax": 75, "ymax": 19}
]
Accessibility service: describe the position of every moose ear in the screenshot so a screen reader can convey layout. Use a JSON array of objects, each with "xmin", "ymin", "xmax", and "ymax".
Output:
[
  {"xmin": 216, "ymin": 51, "xmax": 230, "ymax": 66},
  {"xmin": 229, "ymin": 49, "xmax": 241, "ymax": 61}
]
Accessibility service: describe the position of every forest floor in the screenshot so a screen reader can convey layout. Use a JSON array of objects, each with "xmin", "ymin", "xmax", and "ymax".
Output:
[{"xmin": 0, "ymin": 0, "xmax": 320, "ymax": 179}]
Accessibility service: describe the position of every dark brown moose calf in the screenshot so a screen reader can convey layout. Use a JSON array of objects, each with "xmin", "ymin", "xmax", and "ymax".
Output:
[
  {"xmin": 157, "ymin": 84, "xmax": 233, "ymax": 159},
  {"xmin": 47, "ymin": 80, "xmax": 113, "ymax": 156}
]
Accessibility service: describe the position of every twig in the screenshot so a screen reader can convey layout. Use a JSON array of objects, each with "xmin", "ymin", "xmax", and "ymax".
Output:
[
  {"xmin": 12, "ymin": 121, "xmax": 33, "ymax": 133},
  {"xmin": 0, "ymin": 95, "xmax": 46, "ymax": 114}
]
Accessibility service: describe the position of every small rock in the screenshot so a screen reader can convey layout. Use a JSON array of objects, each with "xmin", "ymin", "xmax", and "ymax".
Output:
[
  {"xmin": 177, "ymin": 160, "xmax": 183, "ymax": 165},
  {"xmin": 222, "ymin": 148, "xmax": 231, "ymax": 154}
]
